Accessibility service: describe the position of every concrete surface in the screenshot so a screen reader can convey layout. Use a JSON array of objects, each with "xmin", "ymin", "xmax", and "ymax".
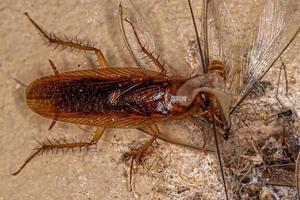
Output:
[{"xmin": 0, "ymin": 0, "xmax": 299, "ymax": 200}]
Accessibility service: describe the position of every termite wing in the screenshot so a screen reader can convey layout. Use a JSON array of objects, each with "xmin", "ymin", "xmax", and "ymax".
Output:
[
  {"xmin": 119, "ymin": 0, "xmax": 300, "ymax": 198},
  {"xmin": 187, "ymin": 0, "xmax": 300, "ymax": 198},
  {"xmin": 119, "ymin": 0, "xmax": 162, "ymax": 72},
  {"xmin": 208, "ymin": 0, "xmax": 300, "ymax": 195}
]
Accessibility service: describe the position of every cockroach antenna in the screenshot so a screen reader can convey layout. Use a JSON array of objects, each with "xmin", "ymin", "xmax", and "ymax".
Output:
[
  {"xmin": 188, "ymin": 0, "xmax": 207, "ymax": 74},
  {"xmin": 188, "ymin": 1, "xmax": 229, "ymax": 199},
  {"xmin": 211, "ymin": 109, "xmax": 229, "ymax": 200}
]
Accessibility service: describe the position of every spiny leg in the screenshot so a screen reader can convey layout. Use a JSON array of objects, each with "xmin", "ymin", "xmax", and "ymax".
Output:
[
  {"xmin": 24, "ymin": 12, "xmax": 109, "ymax": 68},
  {"xmin": 89, "ymin": 126, "xmax": 106, "ymax": 145},
  {"xmin": 48, "ymin": 59, "xmax": 59, "ymax": 75},
  {"xmin": 124, "ymin": 18, "xmax": 166, "ymax": 75},
  {"xmin": 128, "ymin": 124, "xmax": 160, "ymax": 191},
  {"xmin": 132, "ymin": 125, "xmax": 159, "ymax": 161},
  {"xmin": 48, "ymin": 116, "xmax": 57, "ymax": 130},
  {"xmin": 138, "ymin": 123, "xmax": 217, "ymax": 152},
  {"xmin": 12, "ymin": 126, "xmax": 105, "ymax": 176}
]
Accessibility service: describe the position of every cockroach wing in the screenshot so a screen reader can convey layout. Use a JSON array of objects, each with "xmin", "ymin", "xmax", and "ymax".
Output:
[
  {"xmin": 119, "ymin": 0, "xmax": 162, "ymax": 72},
  {"xmin": 231, "ymin": 0, "xmax": 300, "ymax": 112},
  {"xmin": 26, "ymin": 68, "xmax": 169, "ymax": 128}
]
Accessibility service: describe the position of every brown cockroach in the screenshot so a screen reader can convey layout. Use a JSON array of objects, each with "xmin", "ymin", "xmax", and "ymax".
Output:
[
  {"xmin": 13, "ymin": 3, "xmax": 231, "ymax": 197},
  {"xmin": 12, "ymin": 0, "xmax": 300, "ymax": 199}
]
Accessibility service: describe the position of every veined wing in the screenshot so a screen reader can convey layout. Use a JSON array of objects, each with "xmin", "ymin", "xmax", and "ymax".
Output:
[
  {"xmin": 231, "ymin": 0, "xmax": 300, "ymax": 112},
  {"xmin": 186, "ymin": 0, "xmax": 246, "ymax": 85},
  {"xmin": 212, "ymin": 0, "xmax": 300, "ymax": 112},
  {"xmin": 211, "ymin": 0, "xmax": 252, "ymax": 97},
  {"xmin": 119, "ymin": 0, "xmax": 163, "ymax": 72},
  {"xmin": 26, "ymin": 68, "xmax": 170, "ymax": 128}
]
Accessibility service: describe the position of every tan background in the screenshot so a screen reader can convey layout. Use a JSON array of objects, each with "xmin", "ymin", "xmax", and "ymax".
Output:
[{"xmin": 0, "ymin": 0, "xmax": 299, "ymax": 200}]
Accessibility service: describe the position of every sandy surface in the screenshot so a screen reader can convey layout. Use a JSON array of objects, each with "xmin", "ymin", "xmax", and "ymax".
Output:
[{"xmin": 0, "ymin": 0, "xmax": 299, "ymax": 200}]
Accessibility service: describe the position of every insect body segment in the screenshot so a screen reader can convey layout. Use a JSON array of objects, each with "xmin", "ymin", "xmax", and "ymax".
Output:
[
  {"xmin": 14, "ymin": 12, "xmax": 217, "ymax": 184},
  {"xmin": 11, "ymin": 1, "xmax": 300, "ymax": 199},
  {"xmin": 26, "ymin": 67, "xmax": 197, "ymax": 128},
  {"xmin": 208, "ymin": 60, "xmax": 226, "ymax": 80}
]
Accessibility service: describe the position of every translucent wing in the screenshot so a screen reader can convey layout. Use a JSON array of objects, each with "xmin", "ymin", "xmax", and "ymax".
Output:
[
  {"xmin": 184, "ymin": 0, "xmax": 213, "ymax": 77},
  {"xmin": 119, "ymin": 0, "xmax": 163, "ymax": 72},
  {"xmin": 186, "ymin": 0, "xmax": 248, "ymax": 85},
  {"xmin": 211, "ymin": 0, "xmax": 252, "ymax": 96},
  {"xmin": 232, "ymin": 0, "xmax": 300, "ymax": 112},
  {"xmin": 211, "ymin": 0, "xmax": 300, "ymax": 112}
]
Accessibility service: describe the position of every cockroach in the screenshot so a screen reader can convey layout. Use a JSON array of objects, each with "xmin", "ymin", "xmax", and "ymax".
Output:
[
  {"xmin": 12, "ymin": 0, "xmax": 300, "ymax": 199},
  {"xmin": 13, "ymin": 2, "xmax": 231, "ymax": 197}
]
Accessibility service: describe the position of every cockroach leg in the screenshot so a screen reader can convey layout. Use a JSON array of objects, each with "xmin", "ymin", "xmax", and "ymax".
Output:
[
  {"xmin": 119, "ymin": 3, "xmax": 141, "ymax": 69},
  {"xmin": 48, "ymin": 59, "xmax": 59, "ymax": 75},
  {"xmin": 129, "ymin": 124, "xmax": 160, "ymax": 191},
  {"xmin": 12, "ymin": 127, "xmax": 105, "ymax": 176},
  {"xmin": 48, "ymin": 117, "xmax": 57, "ymax": 130},
  {"xmin": 89, "ymin": 126, "xmax": 106, "ymax": 144},
  {"xmin": 124, "ymin": 18, "xmax": 166, "ymax": 75},
  {"xmin": 131, "ymin": 125, "xmax": 159, "ymax": 162},
  {"xmin": 193, "ymin": 110, "xmax": 209, "ymax": 118},
  {"xmin": 11, "ymin": 148, "xmax": 43, "ymax": 176},
  {"xmin": 24, "ymin": 13, "xmax": 110, "ymax": 68}
]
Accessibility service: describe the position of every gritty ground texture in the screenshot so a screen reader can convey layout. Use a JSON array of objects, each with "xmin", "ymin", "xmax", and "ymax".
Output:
[{"xmin": 0, "ymin": 0, "xmax": 300, "ymax": 200}]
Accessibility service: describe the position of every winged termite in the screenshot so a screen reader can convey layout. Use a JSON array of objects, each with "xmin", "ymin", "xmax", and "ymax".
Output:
[
  {"xmin": 11, "ymin": 0, "xmax": 300, "ymax": 199},
  {"xmin": 131, "ymin": 0, "xmax": 300, "ymax": 198},
  {"xmin": 183, "ymin": 0, "xmax": 300, "ymax": 199}
]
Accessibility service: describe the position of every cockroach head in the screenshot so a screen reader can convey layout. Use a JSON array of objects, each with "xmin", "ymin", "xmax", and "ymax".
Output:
[{"xmin": 176, "ymin": 74, "xmax": 232, "ymax": 133}]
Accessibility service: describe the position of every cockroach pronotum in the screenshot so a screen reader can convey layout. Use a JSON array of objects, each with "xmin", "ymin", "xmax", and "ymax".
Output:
[{"xmin": 12, "ymin": 0, "xmax": 300, "ymax": 199}]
